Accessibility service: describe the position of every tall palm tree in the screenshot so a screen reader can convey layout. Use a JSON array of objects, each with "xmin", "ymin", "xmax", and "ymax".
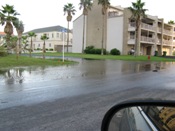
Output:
[
  {"xmin": 168, "ymin": 20, "xmax": 175, "ymax": 25},
  {"xmin": 0, "ymin": 4, "xmax": 19, "ymax": 53},
  {"xmin": 79, "ymin": 0, "xmax": 93, "ymax": 53},
  {"xmin": 98, "ymin": 0, "xmax": 110, "ymax": 55},
  {"xmin": 63, "ymin": 3, "xmax": 76, "ymax": 52},
  {"xmin": 128, "ymin": 0, "xmax": 147, "ymax": 56},
  {"xmin": 28, "ymin": 32, "xmax": 36, "ymax": 57},
  {"xmin": 13, "ymin": 19, "xmax": 24, "ymax": 59},
  {"xmin": 40, "ymin": 34, "xmax": 49, "ymax": 59}
]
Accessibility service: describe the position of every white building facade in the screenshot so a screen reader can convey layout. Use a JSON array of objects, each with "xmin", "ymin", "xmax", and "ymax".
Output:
[
  {"xmin": 24, "ymin": 25, "xmax": 73, "ymax": 52},
  {"xmin": 73, "ymin": 0, "xmax": 175, "ymax": 56}
]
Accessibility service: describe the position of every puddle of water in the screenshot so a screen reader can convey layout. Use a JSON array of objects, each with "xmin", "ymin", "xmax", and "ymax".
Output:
[{"xmin": 0, "ymin": 59, "xmax": 174, "ymax": 86}]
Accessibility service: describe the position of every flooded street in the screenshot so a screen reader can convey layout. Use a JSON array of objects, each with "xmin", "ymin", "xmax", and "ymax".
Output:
[
  {"xmin": 0, "ymin": 59, "xmax": 175, "ymax": 131},
  {"xmin": 0, "ymin": 58, "xmax": 173, "ymax": 86}
]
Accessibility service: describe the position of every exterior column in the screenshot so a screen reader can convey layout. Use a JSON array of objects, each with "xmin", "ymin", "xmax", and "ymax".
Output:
[
  {"xmin": 154, "ymin": 18, "xmax": 158, "ymax": 55},
  {"xmin": 160, "ymin": 19, "xmax": 164, "ymax": 56}
]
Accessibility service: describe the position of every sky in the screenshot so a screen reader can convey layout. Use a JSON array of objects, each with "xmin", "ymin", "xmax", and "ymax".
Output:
[{"xmin": 0, "ymin": 0, "xmax": 175, "ymax": 34}]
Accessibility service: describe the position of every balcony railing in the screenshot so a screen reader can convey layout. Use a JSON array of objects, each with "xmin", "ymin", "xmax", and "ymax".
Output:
[
  {"xmin": 129, "ymin": 22, "xmax": 136, "ymax": 27},
  {"xmin": 157, "ymin": 39, "xmax": 172, "ymax": 45},
  {"xmin": 163, "ymin": 29, "xmax": 172, "ymax": 35},
  {"xmin": 163, "ymin": 40, "xmax": 172, "ymax": 45},
  {"xmin": 141, "ymin": 23, "xmax": 155, "ymax": 31},
  {"xmin": 129, "ymin": 35, "xmax": 135, "ymax": 39},
  {"xmin": 141, "ymin": 36, "xmax": 155, "ymax": 43}
]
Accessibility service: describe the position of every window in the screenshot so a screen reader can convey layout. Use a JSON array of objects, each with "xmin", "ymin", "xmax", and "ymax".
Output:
[
  {"xmin": 38, "ymin": 44, "xmax": 40, "ymax": 47},
  {"xmin": 57, "ymin": 33, "xmax": 59, "ymax": 38},
  {"xmin": 52, "ymin": 33, "xmax": 54, "ymax": 38},
  {"xmin": 49, "ymin": 43, "xmax": 51, "ymax": 47}
]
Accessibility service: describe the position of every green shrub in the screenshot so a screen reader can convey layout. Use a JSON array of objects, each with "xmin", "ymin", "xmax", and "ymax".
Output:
[
  {"xmin": 162, "ymin": 51, "xmax": 167, "ymax": 57},
  {"xmin": 37, "ymin": 48, "xmax": 40, "ymax": 50},
  {"xmin": 154, "ymin": 51, "xmax": 158, "ymax": 56},
  {"xmin": 46, "ymin": 48, "xmax": 48, "ymax": 51},
  {"xmin": 110, "ymin": 48, "xmax": 120, "ymax": 55},
  {"xmin": 84, "ymin": 46, "xmax": 107, "ymax": 55},
  {"xmin": 173, "ymin": 51, "xmax": 175, "ymax": 56},
  {"xmin": 0, "ymin": 46, "xmax": 7, "ymax": 57},
  {"xmin": 95, "ymin": 49, "xmax": 101, "ymax": 54},
  {"xmin": 49, "ymin": 48, "xmax": 54, "ymax": 51},
  {"xmin": 84, "ymin": 46, "xmax": 94, "ymax": 54}
]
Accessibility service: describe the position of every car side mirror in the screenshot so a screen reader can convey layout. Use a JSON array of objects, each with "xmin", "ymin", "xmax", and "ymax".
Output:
[{"xmin": 101, "ymin": 100, "xmax": 175, "ymax": 131}]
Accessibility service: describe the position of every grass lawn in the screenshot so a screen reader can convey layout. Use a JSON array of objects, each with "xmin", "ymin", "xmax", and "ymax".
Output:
[
  {"xmin": 33, "ymin": 52, "xmax": 175, "ymax": 62},
  {"xmin": 0, "ymin": 55, "xmax": 76, "ymax": 68}
]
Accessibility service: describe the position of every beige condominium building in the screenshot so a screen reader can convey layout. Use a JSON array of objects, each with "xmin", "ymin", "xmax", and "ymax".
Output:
[
  {"xmin": 73, "ymin": 0, "xmax": 175, "ymax": 55},
  {"xmin": 24, "ymin": 25, "xmax": 73, "ymax": 52}
]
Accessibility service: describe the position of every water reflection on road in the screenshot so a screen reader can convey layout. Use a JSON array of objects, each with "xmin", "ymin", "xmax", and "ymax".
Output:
[{"xmin": 0, "ymin": 58, "xmax": 174, "ymax": 86}]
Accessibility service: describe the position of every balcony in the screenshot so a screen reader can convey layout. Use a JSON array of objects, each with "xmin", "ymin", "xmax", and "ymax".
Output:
[
  {"xmin": 173, "ymin": 41, "xmax": 175, "ymax": 45},
  {"xmin": 128, "ymin": 22, "xmax": 136, "ymax": 31},
  {"xmin": 141, "ymin": 36, "xmax": 155, "ymax": 43},
  {"xmin": 163, "ymin": 29, "xmax": 172, "ymax": 35},
  {"xmin": 128, "ymin": 35, "xmax": 135, "ymax": 44},
  {"xmin": 157, "ymin": 39, "xmax": 161, "ymax": 44},
  {"xmin": 163, "ymin": 40, "xmax": 172, "ymax": 45},
  {"xmin": 158, "ymin": 28, "xmax": 162, "ymax": 33},
  {"xmin": 141, "ymin": 23, "xmax": 155, "ymax": 31}
]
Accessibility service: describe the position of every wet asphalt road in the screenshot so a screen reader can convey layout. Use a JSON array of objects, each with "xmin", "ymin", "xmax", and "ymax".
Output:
[{"xmin": 0, "ymin": 59, "xmax": 175, "ymax": 131}]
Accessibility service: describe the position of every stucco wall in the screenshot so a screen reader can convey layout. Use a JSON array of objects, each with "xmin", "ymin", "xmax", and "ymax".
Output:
[
  {"xmin": 72, "ymin": 15, "xmax": 84, "ymax": 53},
  {"xmin": 86, "ymin": 0, "xmax": 103, "ymax": 48},
  {"xmin": 107, "ymin": 16, "xmax": 123, "ymax": 53}
]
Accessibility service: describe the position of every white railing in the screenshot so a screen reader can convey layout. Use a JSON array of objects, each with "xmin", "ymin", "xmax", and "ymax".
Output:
[
  {"xmin": 130, "ymin": 35, "xmax": 135, "ymax": 39},
  {"xmin": 141, "ymin": 36, "xmax": 155, "ymax": 43},
  {"xmin": 163, "ymin": 40, "xmax": 172, "ymax": 45},
  {"xmin": 141, "ymin": 23, "xmax": 155, "ymax": 31},
  {"xmin": 129, "ymin": 22, "xmax": 136, "ymax": 27},
  {"xmin": 163, "ymin": 29, "xmax": 172, "ymax": 35}
]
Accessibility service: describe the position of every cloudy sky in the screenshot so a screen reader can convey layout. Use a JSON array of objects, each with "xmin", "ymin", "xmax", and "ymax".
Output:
[{"xmin": 0, "ymin": 0, "xmax": 175, "ymax": 34}]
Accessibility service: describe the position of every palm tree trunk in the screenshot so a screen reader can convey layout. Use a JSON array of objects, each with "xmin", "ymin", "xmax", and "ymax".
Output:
[
  {"xmin": 82, "ymin": 15, "xmax": 86, "ymax": 53},
  {"xmin": 134, "ymin": 29, "xmax": 138, "ymax": 57},
  {"xmin": 43, "ymin": 41, "xmax": 45, "ymax": 59},
  {"xmin": 16, "ymin": 39, "xmax": 19, "ymax": 60},
  {"xmin": 30, "ymin": 37, "xmax": 32, "ymax": 57},
  {"xmin": 136, "ymin": 20, "xmax": 141, "ymax": 56},
  {"xmin": 19, "ymin": 37, "xmax": 21, "ymax": 54},
  {"xmin": 67, "ymin": 21, "xmax": 69, "ymax": 53},
  {"xmin": 101, "ymin": 14, "xmax": 105, "ymax": 55},
  {"xmin": 6, "ymin": 34, "xmax": 11, "ymax": 53}
]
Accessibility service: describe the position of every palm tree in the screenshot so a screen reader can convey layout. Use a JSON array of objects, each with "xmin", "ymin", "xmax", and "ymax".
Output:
[
  {"xmin": 40, "ymin": 34, "xmax": 49, "ymax": 59},
  {"xmin": 168, "ymin": 20, "xmax": 175, "ymax": 25},
  {"xmin": 63, "ymin": 3, "xmax": 76, "ymax": 52},
  {"xmin": 98, "ymin": 0, "xmax": 110, "ymax": 55},
  {"xmin": 9, "ymin": 36, "xmax": 18, "ymax": 55},
  {"xmin": 0, "ymin": 4, "xmax": 19, "ymax": 53},
  {"xmin": 13, "ymin": 19, "xmax": 24, "ymax": 59},
  {"xmin": 28, "ymin": 32, "xmax": 36, "ymax": 57},
  {"xmin": 21, "ymin": 36, "xmax": 29, "ymax": 53},
  {"xmin": 79, "ymin": 0, "xmax": 93, "ymax": 53},
  {"xmin": 128, "ymin": 0, "xmax": 147, "ymax": 56}
]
